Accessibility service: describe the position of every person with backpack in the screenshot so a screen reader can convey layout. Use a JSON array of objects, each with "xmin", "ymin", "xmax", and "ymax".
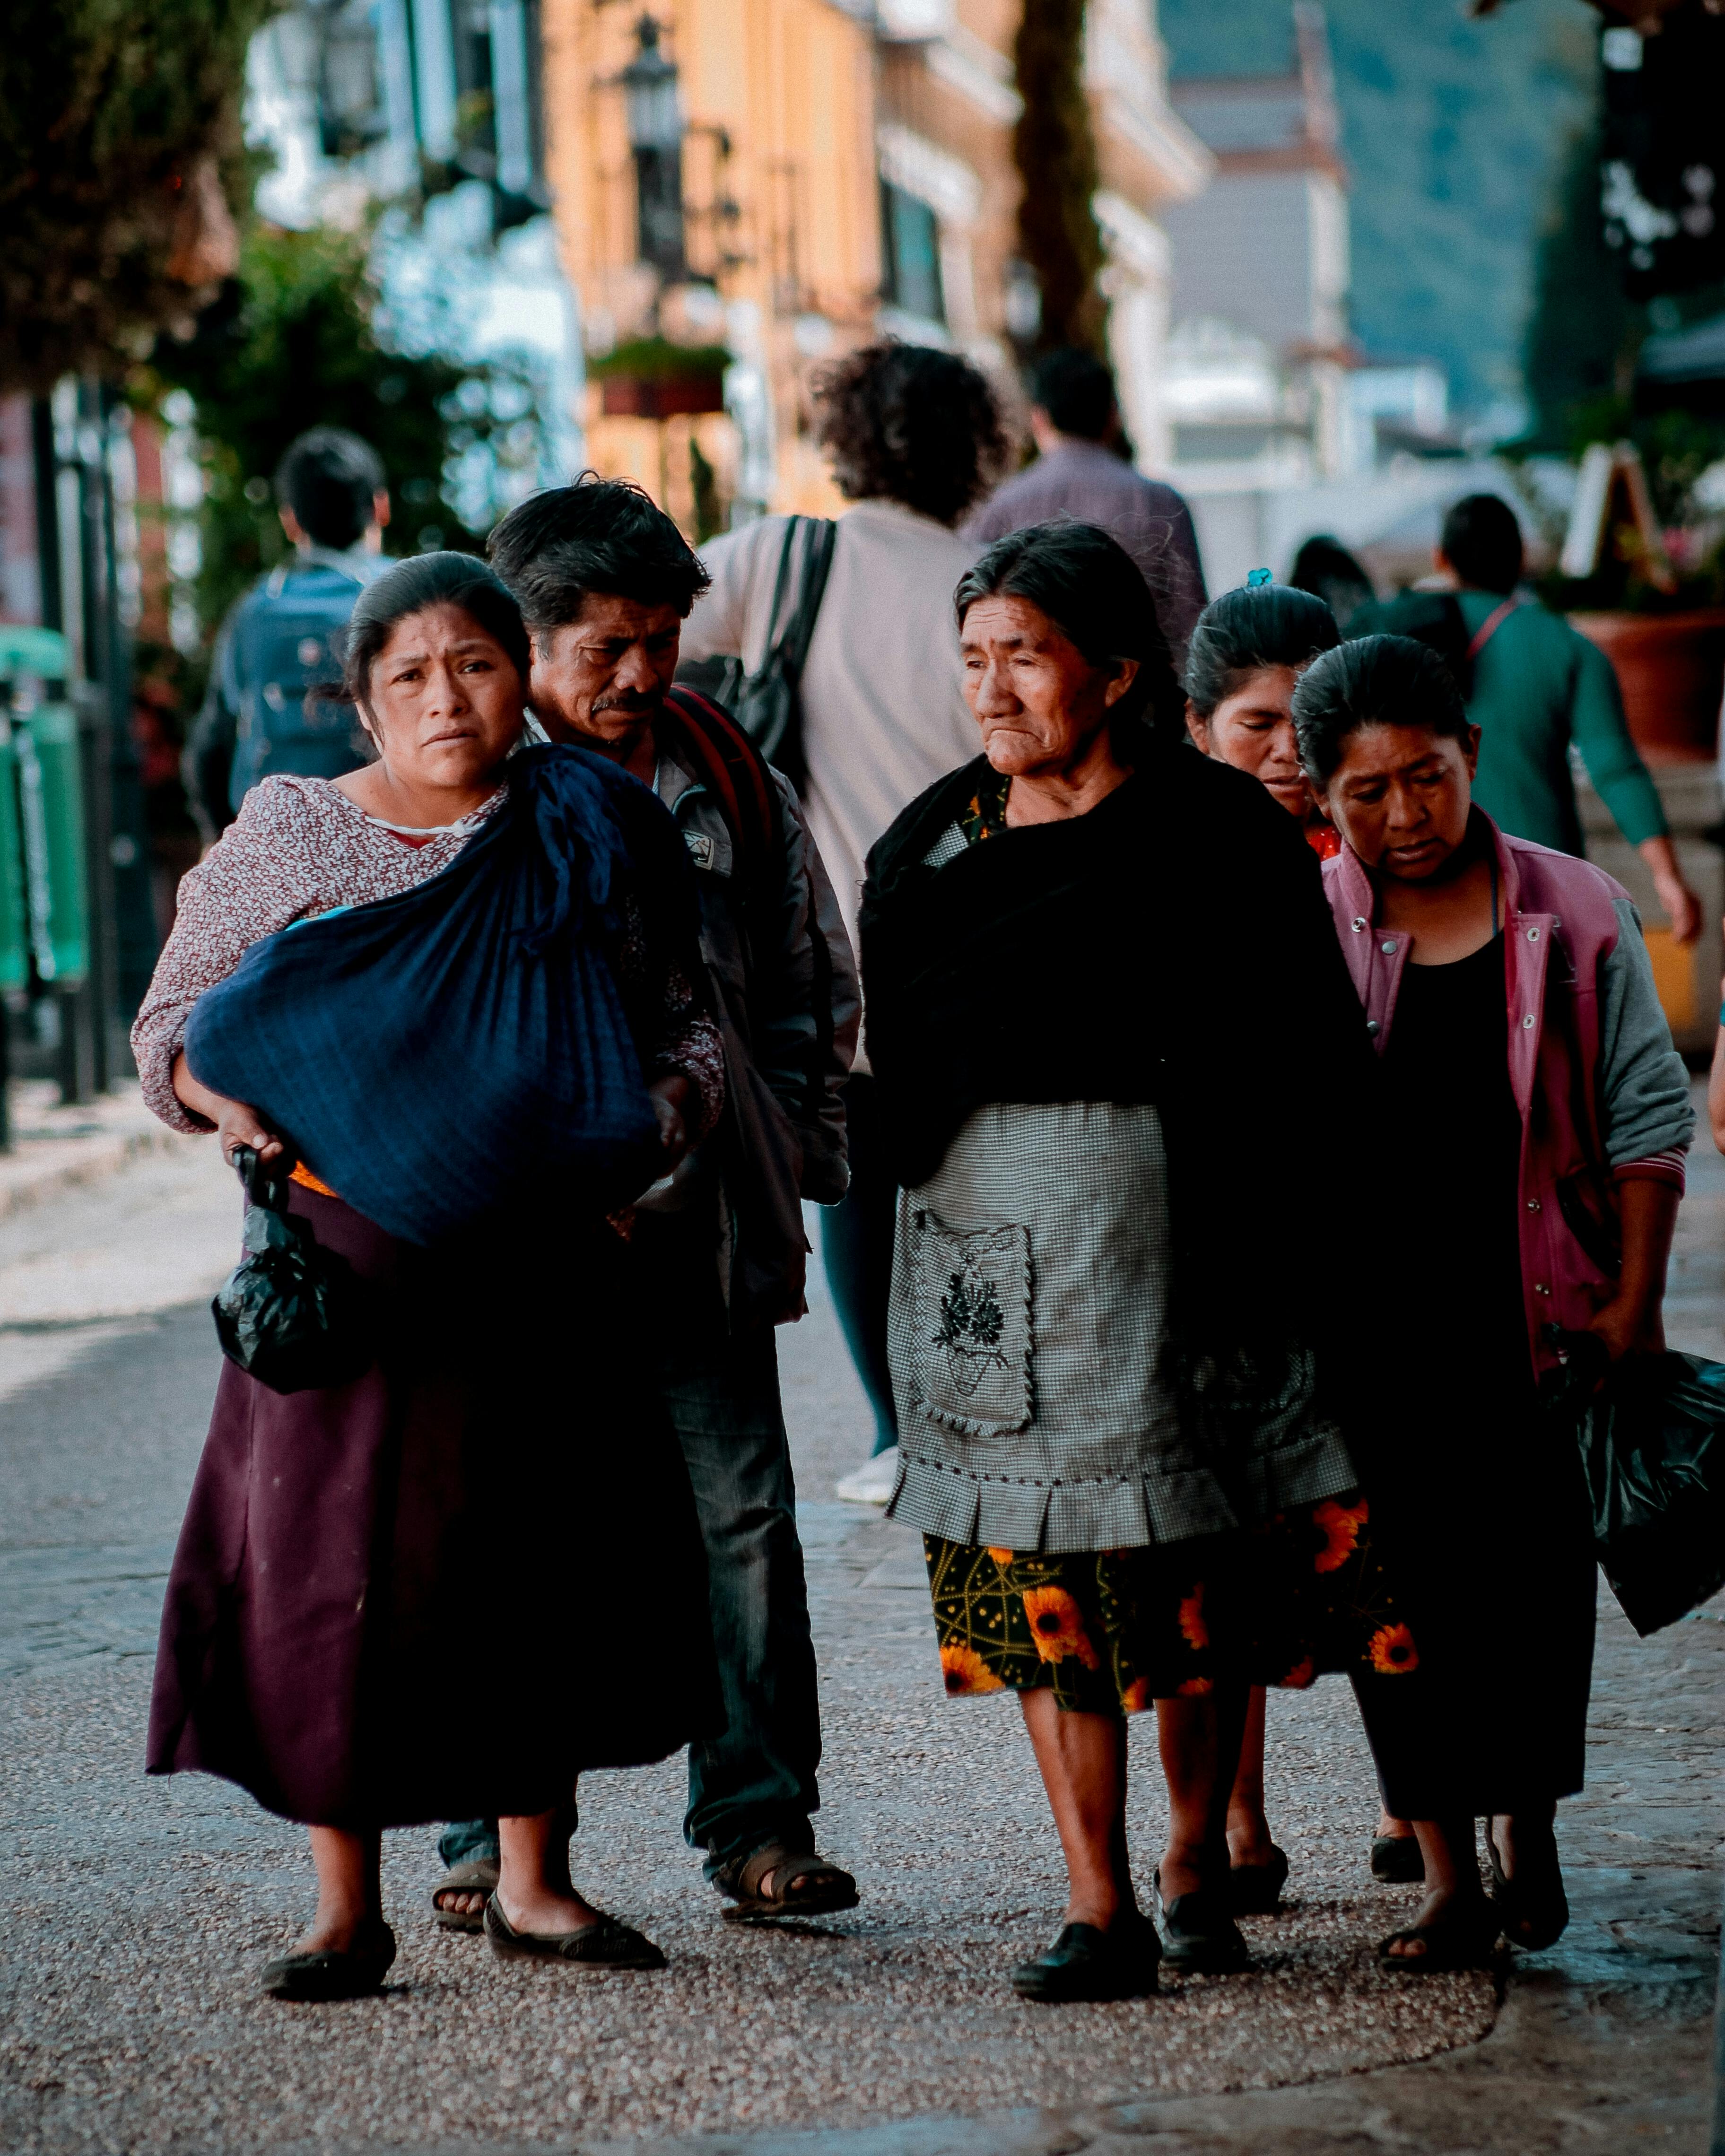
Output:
[
  {"xmin": 184, "ymin": 427, "xmax": 394, "ymax": 837},
  {"xmin": 428, "ymin": 476, "xmax": 863, "ymax": 1930},
  {"xmin": 678, "ymin": 341, "xmax": 1009, "ymax": 1507},
  {"xmin": 1351, "ymin": 494, "xmax": 1701, "ymax": 945}
]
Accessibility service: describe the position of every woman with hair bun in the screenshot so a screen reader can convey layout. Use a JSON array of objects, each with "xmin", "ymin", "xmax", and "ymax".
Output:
[
  {"xmin": 1184, "ymin": 573, "xmax": 1342, "ymax": 859},
  {"xmin": 1173, "ymin": 573, "xmax": 1369, "ymax": 1914},
  {"xmin": 132, "ymin": 552, "xmax": 725, "ymax": 1999},
  {"xmin": 1294, "ymin": 633, "xmax": 1693, "ymax": 1970},
  {"xmin": 859, "ymin": 523, "xmax": 1412, "ymax": 2002}
]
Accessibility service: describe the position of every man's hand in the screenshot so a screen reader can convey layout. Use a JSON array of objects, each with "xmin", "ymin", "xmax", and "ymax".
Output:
[
  {"xmin": 648, "ymin": 1074, "xmax": 693, "ymax": 1172},
  {"xmin": 1639, "ymin": 836, "xmax": 1702, "ymax": 947},
  {"xmin": 171, "ymin": 1052, "xmax": 285, "ymax": 1167}
]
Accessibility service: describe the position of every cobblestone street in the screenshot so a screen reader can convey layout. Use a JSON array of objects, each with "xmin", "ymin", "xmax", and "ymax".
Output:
[{"xmin": 0, "ymin": 1091, "xmax": 1720, "ymax": 2154}]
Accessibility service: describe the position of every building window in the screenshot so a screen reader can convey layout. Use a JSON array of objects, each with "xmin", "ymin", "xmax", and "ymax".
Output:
[{"xmin": 880, "ymin": 180, "xmax": 944, "ymax": 325}]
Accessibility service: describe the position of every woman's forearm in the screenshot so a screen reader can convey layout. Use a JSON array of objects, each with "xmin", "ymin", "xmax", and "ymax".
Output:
[
  {"xmin": 171, "ymin": 1051, "xmax": 224, "ymax": 1129},
  {"xmin": 172, "ymin": 1053, "xmax": 283, "ymax": 1163}
]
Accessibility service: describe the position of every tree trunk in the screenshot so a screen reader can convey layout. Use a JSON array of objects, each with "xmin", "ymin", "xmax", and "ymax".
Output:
[{"xmin": 1011, "ymin": 0, "xmax": 1107, "ymax": 356}]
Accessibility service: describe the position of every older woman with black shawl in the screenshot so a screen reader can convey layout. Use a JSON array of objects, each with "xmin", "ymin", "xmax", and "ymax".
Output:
[
  {"xmin": 132, "ymin": 553, "xmax": 724, "ymax": 2000},
  {"xmin": 859, "ymin": 523, "xmax": 1401, "ymax": 2003}
]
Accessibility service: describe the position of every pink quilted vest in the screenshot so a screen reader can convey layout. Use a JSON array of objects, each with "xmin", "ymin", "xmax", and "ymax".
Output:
[{"xmin": 1322, "ymin": 815, "xmax": 1631, "ymax": 1379}]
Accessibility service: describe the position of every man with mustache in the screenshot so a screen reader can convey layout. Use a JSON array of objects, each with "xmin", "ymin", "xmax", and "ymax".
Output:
[{"xmin": 429, "ymin": 476, "xmax": 862, "ymax": 1928}]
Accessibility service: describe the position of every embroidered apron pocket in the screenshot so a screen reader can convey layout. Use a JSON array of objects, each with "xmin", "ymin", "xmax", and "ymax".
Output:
[{"xmin": 906, "ymin": 1208, "xmax": 1033, "ymax": 1439}]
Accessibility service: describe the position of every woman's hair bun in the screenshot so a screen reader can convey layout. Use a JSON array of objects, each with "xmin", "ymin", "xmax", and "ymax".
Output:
[{"xmin": 1184, "ymin": 581, "xmax": 1340, "ymax": 720}]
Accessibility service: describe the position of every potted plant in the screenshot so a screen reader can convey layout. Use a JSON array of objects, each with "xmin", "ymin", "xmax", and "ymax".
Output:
[{"xmin": 589, "ymin": 336, "xmax": 730, "ymax": 421}]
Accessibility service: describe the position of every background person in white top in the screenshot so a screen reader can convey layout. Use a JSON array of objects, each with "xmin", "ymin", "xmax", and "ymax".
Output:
[{"xmin": 681, "ymin": 342, "xmax": 1009, "ymax": 1504}]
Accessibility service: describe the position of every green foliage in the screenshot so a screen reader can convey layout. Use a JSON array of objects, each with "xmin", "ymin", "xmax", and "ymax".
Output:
[
  {"xmin": 141, "ymin": 219, "xmax": 489, "ymax": 649},
  {"xmin": 588, "ymin": 337, "xmax": 730, "ymax": 383},
  {"xmin": 1518, "ymin": 93, "xmax": 1725, "ymax": 612},
  {"xmin": 1160, "ymin": 0, "xmax": 1598, "ymax": 419},
  {"xmin": 1011, "ymin": 0, "xmax": 1106, "ymax": 356},
  {"xmin": 1522, "ymin": 112, "xmax": 1640, "ymax": 453},
  {"xmin": 0, "ymin": 0, "xmax": 274, "ymax": 393}
]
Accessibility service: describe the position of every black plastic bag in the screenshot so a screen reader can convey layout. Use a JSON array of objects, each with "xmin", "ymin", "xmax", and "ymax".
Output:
[
  {"xmin": 1542, "ymin": 1335, "xmax": 1725, "ymax": 1636},
  {"xmin": 211, "ymin": 1148, "xmax": 376, "ymax": 1394}
]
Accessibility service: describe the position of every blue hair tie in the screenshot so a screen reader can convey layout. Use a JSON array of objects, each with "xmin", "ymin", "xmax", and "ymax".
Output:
[{"xmin": 1246, "ymin": 567, "xmax": 1273, "ymax": 587}]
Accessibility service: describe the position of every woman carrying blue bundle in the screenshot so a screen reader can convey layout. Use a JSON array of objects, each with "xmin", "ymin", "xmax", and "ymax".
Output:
[{"xmin": 131, "ymin": 552, "xmax": 726, "ymax": 2000}]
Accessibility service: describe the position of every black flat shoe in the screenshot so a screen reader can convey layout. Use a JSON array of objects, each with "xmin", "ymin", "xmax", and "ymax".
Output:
[
  {"xmin": 484, "ymin": 1895, "xmax": 665, "ymax": 1969},
  {"xmin": 1370, "ymin": 1833, "xmax": 1424, "ymax": 1885},
  {"xmin": 1154, "ymin": 1871, "xmax": 1251, "ymax": 1974},
  {"xmin": 1011, "ymin": 1915, "xmax": 1160, "ymax": 2003},
  {"xmin": 261, "ymin": 1918, "xmax": 396, "ymax": 2002},
  {"xmin": 1485, "ymin": 1825, "xmax": 1568, "ymax": 1952},
  {"xmin": 1227, "ymin": 1843, "xmax": 1289, "ymax": 1915}
]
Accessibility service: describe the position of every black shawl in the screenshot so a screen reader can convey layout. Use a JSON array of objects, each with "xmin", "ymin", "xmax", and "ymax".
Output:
[{"xmin": 858, "ymin": 738, "xmax": 1376, "ymax": 1351}]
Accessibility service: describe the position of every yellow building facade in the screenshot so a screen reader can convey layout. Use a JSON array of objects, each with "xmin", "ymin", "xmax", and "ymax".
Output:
[
  {"xmin": 541, "ymin": 0, "xmax": 1209, "ymax": 529},
  {"xmin": 540, "ymin": 0, "xmax": 883, "ymax": 527}
]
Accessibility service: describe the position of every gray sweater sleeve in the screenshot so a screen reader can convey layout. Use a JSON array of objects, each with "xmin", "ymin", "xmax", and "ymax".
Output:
[{"xmin": 1597, "ymin": 898, "xmax": 1694, "ymax": 1165}]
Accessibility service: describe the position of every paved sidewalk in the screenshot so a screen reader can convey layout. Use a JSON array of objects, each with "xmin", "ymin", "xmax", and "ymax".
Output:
[
  {"xmin": 0, "ymin": 1104, "xmax": 1719, "ymax": 2154},
  {"xmin": 0, "ymin": 1081, "xmax": 195, "ymax": 1222}
]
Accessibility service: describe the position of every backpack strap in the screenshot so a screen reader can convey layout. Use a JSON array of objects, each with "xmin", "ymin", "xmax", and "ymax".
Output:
[
  {"xmin": 662, "ymin": 683, "xmax": 780, "ymax": 895},
  {"xmin": 1466, "ymin": 596, "xmax": 1522, "ymax": 661},
  {"xmin": 773, "ymin": 518, "xmax": 836, "ymax": 795}
]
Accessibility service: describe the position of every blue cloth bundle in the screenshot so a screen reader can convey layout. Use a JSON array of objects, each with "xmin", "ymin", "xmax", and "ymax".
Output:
[{"xmin": 185, "ymin": 744, "xmax": 688, "ymax": 1245}]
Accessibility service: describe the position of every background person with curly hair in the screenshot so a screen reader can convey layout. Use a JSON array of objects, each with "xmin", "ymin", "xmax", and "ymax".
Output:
[{"xmin": 681, "ymin": 340, "xmax": 1010, "ymax": 1508}]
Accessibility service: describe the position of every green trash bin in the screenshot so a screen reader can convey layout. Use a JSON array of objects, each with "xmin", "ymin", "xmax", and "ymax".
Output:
[
  {"xmin": 15, "ymin": 700, "xmax": 90, "ymax": 988},
  {"xmin": 0, "ymin": 628, "xmax": 87, "ymax": 992},
  {"xmin": 0, "ymin": 717, "xmax": 25, "ymax": 995}
]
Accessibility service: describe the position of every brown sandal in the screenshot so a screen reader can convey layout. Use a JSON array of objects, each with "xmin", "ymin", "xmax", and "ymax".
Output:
[
  {"xmin": 431, "ymin": 1858, "xmax": 500, "ymax": 1933},
  {"xmin": 718, "ymin": 1844, "xmax": 859, "ymax": 1922}
]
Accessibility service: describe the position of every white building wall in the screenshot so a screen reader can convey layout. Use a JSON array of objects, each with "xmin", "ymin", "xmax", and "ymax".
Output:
[{"xmin": 1159, "ymin": 171, "xmax": 1318, "ymax": 355}]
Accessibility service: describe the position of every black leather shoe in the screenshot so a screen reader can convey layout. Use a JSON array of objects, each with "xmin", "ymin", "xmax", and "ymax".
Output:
[
  {"xmin": 1371, "ymin": 1833, "xmax": 1424, "ymax": 1885},
  {"xmin": 261, "ymin": 1918, "xmax": 396, "ymax": 2002},
  {"xmin": 484, "ymin": 1895, "xmax": 666, "ymax": 1969},
  {"xmin": 1011, "ymin": 1915, "xmax": 1160, "ymax": 2003},
  {"xmin": 1154, "ymin": 1876, "xmax": 1251, "ymax": 1974},
  {"xmin": 1227, "ymin": 1843, "xmax": 1290, "ymax": 1915}
]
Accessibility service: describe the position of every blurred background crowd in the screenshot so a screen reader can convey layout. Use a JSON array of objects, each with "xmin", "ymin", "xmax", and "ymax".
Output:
[{"xmin": 2, "ymin": 0, "xmax": 1725, "ymax": 1110}]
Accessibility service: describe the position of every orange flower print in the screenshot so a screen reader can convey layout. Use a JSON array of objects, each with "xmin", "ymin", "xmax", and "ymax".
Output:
[
  {"xmin": 1120, "ymin": 1676, "xmax": 1152, "ymax": 1714},
  {"xmin": 1279, "ymin": 1655, "xmax": 1316, "ymax": 1690},
  {"xmin": 1176, "ymin": 1677, "xmax": 1214, "ymax": 1697},
  {"xmin": 1313, "ymin": 1498, "xmax": 1369, "ymax": 1575},
  {"xmin": 940, "ymin": 1643, "xmax": 1005, "ymax": 1695},
  {"xmin": 1177, "ymin": 1587, "xmax": 1210, "ymax": 1652},
  {"xmin": 1368, "ymin": 1622, "xmax": 1419, "ymax": 1675},
  {"xmin": 986, "ymin": 1547, "xmax": 1016, "ymax": 1568},
  {"xmin": 1021, "ymin": 1585, "xmax": 1101, "ymax": 1669}
]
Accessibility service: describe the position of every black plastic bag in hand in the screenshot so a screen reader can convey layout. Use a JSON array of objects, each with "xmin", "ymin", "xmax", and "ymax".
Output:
[
  {"xmin": 212, "ymin": 1147, "xmax": 376, "ymax": 1394},
  {"xmin": 1542, "ymin": 1334, "xmax": 1725, "ymax": 1636}
]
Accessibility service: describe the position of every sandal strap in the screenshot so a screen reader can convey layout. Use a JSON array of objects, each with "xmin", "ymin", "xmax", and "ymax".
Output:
[{"xmin": 734, "ymin": 1845, "xmax": 842, "ymax": 1901}]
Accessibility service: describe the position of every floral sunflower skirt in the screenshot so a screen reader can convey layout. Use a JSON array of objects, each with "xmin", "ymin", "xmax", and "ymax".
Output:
[{"xmin": 926, "ymin": 1493, "xmax": 1419, "ymax": 1713}]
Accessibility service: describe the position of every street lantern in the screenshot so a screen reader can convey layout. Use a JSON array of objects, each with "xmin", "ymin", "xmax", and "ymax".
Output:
[{"xmin": 622, "ymin": 17, "xmax": 686, "ymax": 274}]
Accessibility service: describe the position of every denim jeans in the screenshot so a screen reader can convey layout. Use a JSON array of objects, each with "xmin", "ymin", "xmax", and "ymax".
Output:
[
  {"xmin": 667, "ymin": 1323, "xmax": 822, "ymax": 1877},
  {"xmin": 818, "ymin": 1073, "xmax": 898, "ymax": 1456},
  {"xmin": 436, "ymin": 1322, "xmax": 822, "ymax": 1886}
]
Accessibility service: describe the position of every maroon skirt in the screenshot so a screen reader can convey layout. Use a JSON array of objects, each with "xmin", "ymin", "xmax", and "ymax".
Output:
[{"xmin": 148, "ymin": 1182, "xmax": 720, "ymax": 1827}]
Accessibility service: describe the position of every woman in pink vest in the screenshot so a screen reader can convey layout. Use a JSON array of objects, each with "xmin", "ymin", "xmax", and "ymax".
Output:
[{"xmin": 1292, "ymin": 633, "xmax": 1692, "ymax": 1969}]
